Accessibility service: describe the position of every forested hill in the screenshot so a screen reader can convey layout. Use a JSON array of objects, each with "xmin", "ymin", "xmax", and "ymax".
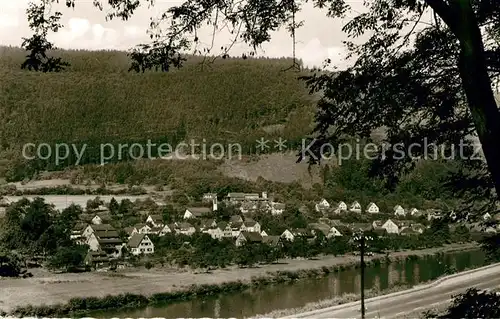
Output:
[{"xmin": 0, "ymin": 46, "xmax": 315, "ymax": 157}]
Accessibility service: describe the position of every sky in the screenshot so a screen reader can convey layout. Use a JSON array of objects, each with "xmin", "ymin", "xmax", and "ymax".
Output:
[{"xmin": 0, "ymin": 0, "xmax": 372, "ymax": 69}]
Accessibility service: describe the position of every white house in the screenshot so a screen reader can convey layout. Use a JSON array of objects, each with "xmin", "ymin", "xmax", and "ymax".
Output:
[
  {"xmin": 241, "ymin": 221, "xmax": 261, "ymax": 233},
  {"xmin": 124, "ymin": 226, "xmax": 139, "ymax": 239},
  {"xmin": 235, "ymin": 232, "xmax": 263, "ymax": 247},
  {"xmin": 200, "ymin": 219, "xmax": 218, "ymax": 230},
  {"xmin": 135, "ymin": 224, "xmax": 152, "ymax": 234},
  {"xmin": 183, "ymin": 207, "xmax": 211, "ymax": 219},
  {"xmin": 261, "ymin": 230, "xmax": 268, "ymax": 237},
  {"xmin": 350, "ymin": 201, "xmax": 362, "ymax": 213},
  {"xmin": 127, "ymin": 234, "xmax": 154, "ymax": 255},
  {"xmin": 203, "ymin": 227, "xmax": 224, "ymax": 240},
  {"xmin": 409, "ymin": 208, "xmax": 420, "ymax": 216},
  {"xmin": 145, "ymin": 214, "xmax": 164, "ymax": 227},
  {"xmin": 394, "ymin": 205, "xmax": 406, "ymax": 216},
  {"xmin": 86, "ymin": 230, "xmax": 123, "ymax": 258},
  {"xmin": 270, "ymin": 202, "xmax": 286, "ymax": 215},
  {"xmin": 382, "ymin": 219, "xmax": 399, "ymax": 234},
  {"xmin": 158, "ymin": 224, "xmax": 175, "ymax": 236},
  {"xmin": 91, "ymin": 215, "xmax": 103, "ymax": 225},
  {"xmin": 281, "ymin": 229, "xmax": 295, "ymax": 241},
  {"xmin": 315, "ymin": 198, "xmax": 330, "ymax": 212},
  {"xmin": 176, "ymin": 222, "xmax": 196, "ymax": 236},
  {"xmin": 82, "ymin": 224, "xmax": 116, "ymax": 241},
  {"xmin": 328, "ymin": 226, "xmax": 343, "ymax": 237},
  {"xmin": 366, "ymin": 202, "xmax": 380, "ymax": 214},
  {"xmin": 483, "ymin": 212, "xmax": 492, "ymax": 220},
  {"xmin": 335, "ymin": 201, "xmax": 348, "ymax": 212}
]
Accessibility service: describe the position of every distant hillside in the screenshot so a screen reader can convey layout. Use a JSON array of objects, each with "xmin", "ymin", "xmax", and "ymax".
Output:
[{"xmin": 0, "ymin": 46, "xmax": 315, "ymax": 168}]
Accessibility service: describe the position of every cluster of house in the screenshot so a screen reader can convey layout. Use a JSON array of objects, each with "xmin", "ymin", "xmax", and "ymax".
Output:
[
  {"xmin": 314, "ymin": 199, "xmax": 423, "ymax": 217},
  {"xmin": 202, "ymin": 191, "xmax": 286, "ymax": 215}
]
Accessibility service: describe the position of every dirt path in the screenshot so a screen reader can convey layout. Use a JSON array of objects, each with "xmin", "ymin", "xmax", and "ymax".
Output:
[{"xmin": 0, "ymin": 243, "xmax": 478, "ymax": 312}]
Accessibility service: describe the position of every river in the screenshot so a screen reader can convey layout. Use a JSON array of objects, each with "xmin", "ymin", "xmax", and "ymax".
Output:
[{"xmin": 91, "ymin": 249, "xmax": 486, "ymax": 318}]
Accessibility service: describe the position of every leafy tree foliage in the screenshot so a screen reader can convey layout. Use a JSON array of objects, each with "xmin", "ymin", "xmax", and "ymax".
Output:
[{"xmin": 425, "ymin": 288, "xmax": 500, "ymax": 318}]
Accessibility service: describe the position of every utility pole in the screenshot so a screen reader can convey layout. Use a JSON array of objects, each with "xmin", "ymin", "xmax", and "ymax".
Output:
[{"xmin": 360, "ymin": 235, "xmax": 365, "ymax": 319}]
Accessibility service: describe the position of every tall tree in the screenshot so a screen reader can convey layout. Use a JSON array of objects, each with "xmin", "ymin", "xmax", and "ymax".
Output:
[{"xmin": 20, "ymin": 0, "xmax": 500, "ymax": 211}]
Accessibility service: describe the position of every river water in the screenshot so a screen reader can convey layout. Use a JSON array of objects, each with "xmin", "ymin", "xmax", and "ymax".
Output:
[{"xmin": 92, "ymin": 249, "xmax": 486, "ymax": 318}]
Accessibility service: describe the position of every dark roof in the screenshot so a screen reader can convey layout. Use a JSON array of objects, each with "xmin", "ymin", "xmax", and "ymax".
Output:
[
  {"xmin": 186, "ymin": 207, "xmax": 211, "ymax": 216},
  {"xmin": 73, "ymin": 222, "xmax": 87, "ymax": 231},
  {"xmin": 178, "ymin": 222, "xmax": 194, "ymax": 230},
  {"xmin": 147, "ymin": 214, "xmax": 163, "ymax": 222},
  {"xmin": 124, "ymin": 227, "xmax": 136, "ymax": 235},
  {"xmin": 232, "ymin": 222, "xmax": 243, "ymax": 229},
  {"xmin": 201, "ymin": 219, "xmax": 216, "ymax": 228},
  {"xmin": 350, "ymin": 223, "xmax": 372, "ymax": 231},
  {"xmin": 240, "ymin": 231, "xmax": 263, "ymax": 242},
  {"xmin": 217, "ymin": 221, "xmax": 229, "ymax": 230},
  {"xmin": 244, "ymin": 221, "xmax": 258, "ymax": 227},
  {"xmin": 128, "ymin": 233, "xmax": 148, "ymax": 248},
  {"xmin": 263, "ymin": 236, "xmax": 281, "ymax": 246},
  {"xmin": 90, "ymin": 224, "xmax": 116, "ymax": 232},
  {"xmin": 98, "ymin": 238, "xmax": 123, "ymax": 245},
  {"xmin": 230, "ymin": 215, "xmax": 243, "ymax": 222},
  {"xmin": 94, "ymin": 229, "xmax": 120, "ymax": 239}
]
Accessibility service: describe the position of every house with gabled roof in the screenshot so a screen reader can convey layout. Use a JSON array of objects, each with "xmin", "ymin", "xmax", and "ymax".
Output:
[
  {"xmin": 202, "ymin": 225, "xmax": 224, "ymax": 240},
  {"xmin": 315, "ymin": 198, "xmax": 331, "ymax": 212},
  {"xmin": 333, "ymin": 201, "xmax": 348, "ymax": 212},
  {"xmin": 382, "ymin": 219, "xmax": 399, "ymax": 234},
  {"xmin": 176, "ymin": 222, "xmax": 196, "ymax": 236},
  {"xmin": 349, "ymin": 223, "xmax": 372, "ymax": 233},
  {"xmin": 127, "ymin": 233, "xmax": 154, "ymax": 255},
  {"xmin": 70, "ymin": 222, "xmax": 88, "ymax": 244},
  {"xmin": 124, "ymin": 226, "xmax": 139, "ymax": 239},
  {"xmin": 217, "ymin": 221, "xmax": 233, "ymax": 238},
  {"xmin": 235, "ymin": 231, "xmax": 263, "ymax": 247},
  {"xmin": 263, "ymin": 235, "xmax": 282, "ymax": 247},
  {"xmin": 394, "ymin": 205, "xmax": 406, "ymax": 216},
  {"xmin": 82, "ymin": 224, "xmax": 116, "ymax": 241},
  {"xmin": 183, "ymin": 207, "xmax": 211, "ymax": 219},
  {"xmin": 145, "ymin": 214, "xmax": 164, "ymax": 227},
  {"xmin": 229, "ymin": 215, "xmax": 244, "ymax": 224},
  {"xmin": 134, "ymin": 224, "xmax": 152, "ymax": 234},
  {"xmin": 159, "ymin": 224, "xmax": 176, "ymax": 236},
  {"xmin": 350, "ymin": 201, "xmax": 362, "ymax": 213},
  {"xmin": 409, "ymin": 208, "xmax": 421, "ymax": 217},
  {"xmin": 280, "ymin": 228, "xmax": 313, "ymax": 242},
  {"xmin": 200, "ymin": 218, "xmax": 217, "ymax": 230},
  {"xmin": 270, "ymin": 202, "xmax": 286, "ymax": 215},
  {"xmin": 202, "ymin": 193, "xmax": 217, "ymax": 202},
  {"xmin": 411, "ymin": 223, "xmax": 426, "ymax": 234},
  {"xmin": 87, "ymin": 228, "xmax": 123, "ymax": 258},
  {"xmin": 309, "ymin": 223, "xmax": 331, "ymax": 237},
  {"xmin": 260, "ymin": 230, "xmax": 268, "ymax": 237},
  {"xmin": 240, "ymin": 220, "xmax": 261, "ymax": 233},
  {"xmin": 366, "ymin": 202, "xmax": 380, "ymax": 214}
]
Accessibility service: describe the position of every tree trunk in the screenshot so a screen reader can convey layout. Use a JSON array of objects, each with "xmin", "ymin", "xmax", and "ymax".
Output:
[{"xmin": 455, "ymin": 0, "xmax": 500, "ymax": 198}]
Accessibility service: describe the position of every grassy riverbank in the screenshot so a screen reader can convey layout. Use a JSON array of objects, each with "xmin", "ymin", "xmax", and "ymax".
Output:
[{"xmin": 0, "ymin": 243, "xmax": 479, "ymax": 317}]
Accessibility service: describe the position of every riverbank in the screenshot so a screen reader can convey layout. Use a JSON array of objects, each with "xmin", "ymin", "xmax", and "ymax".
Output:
[{"xmin": 0, "ymin": 243, "xmax": 479, "ymax": 316}]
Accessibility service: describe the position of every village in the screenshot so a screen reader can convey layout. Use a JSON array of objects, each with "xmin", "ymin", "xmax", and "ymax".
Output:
[{"xmin": 63, "ymin": 190, "xmax": 500, "ymax": 270}]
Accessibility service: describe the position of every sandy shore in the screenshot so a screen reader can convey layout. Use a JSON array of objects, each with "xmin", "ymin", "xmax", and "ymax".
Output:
[{"xmin": 0, "ymin": 243, "xmax": 478, "ymax": 312}]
